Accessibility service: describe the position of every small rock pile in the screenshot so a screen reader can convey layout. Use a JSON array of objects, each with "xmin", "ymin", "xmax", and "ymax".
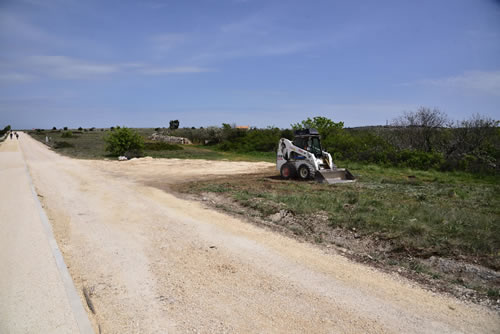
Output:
[{"xmin": 149, "ymin": 132, "xmax": 192, "ymax": 144}]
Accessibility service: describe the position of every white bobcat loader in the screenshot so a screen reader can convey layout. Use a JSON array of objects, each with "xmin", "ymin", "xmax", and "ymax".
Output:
[{"xmin": 276, "ymin": 128, "xmax": 355, "ymax": 184}]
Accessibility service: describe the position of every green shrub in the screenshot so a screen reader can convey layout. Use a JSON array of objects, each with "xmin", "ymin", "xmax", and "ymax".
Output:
[
  {"xmin": 104, "ymin": 127, "xmax": 144, "ymax": 157},
  {"xmin": 61, "ymin": 131, "xmax": 74, "ymax": 138},
  {"xmin": 0, "ymin": 125, "xmax": 11, "ymax": 136}
]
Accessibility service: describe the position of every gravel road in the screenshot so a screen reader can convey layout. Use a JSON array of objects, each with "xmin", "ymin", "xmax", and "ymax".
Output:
[{"xmin": 19, "ymin": 133, "xmax": 500, "ymax": 333}]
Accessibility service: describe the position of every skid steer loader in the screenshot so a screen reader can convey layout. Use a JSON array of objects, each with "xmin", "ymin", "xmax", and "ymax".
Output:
[{"xmin": 276, "ymin": 128, "xmax": 355, "ymax": 184}]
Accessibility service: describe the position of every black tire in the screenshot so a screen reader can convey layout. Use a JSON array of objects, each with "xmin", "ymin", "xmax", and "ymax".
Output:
[
  {"xmin": 298, "ymin": 164, "xmax": 315, "ymax": 180},
  {"xmin": 280, "ymin": 163, "xmax": 296, "ymax": 180}
]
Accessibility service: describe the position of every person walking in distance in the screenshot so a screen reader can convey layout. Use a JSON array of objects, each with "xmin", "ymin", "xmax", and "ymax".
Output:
[
  {"xmin": 15, "ymin": 132, "xmax": 19, "ymax": 139},
  {"xmin": 9, "ymin": 132, "xmax": 13, "ymax": 140}
]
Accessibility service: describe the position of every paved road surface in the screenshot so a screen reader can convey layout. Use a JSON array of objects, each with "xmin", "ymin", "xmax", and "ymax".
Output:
[
  {"xmin": 6, "ymin": 133, "xmax": 500, "ymax": 333},
  {"xmin": 0, "ymin": 135, "xmax": 93, "ymax": 334}
]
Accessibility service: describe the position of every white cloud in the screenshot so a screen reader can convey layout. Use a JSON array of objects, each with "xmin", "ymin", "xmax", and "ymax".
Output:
[
  {"xmin": 0, "ymin": 12, "xmax": 56, "ymax": 45},
  {"xmin": 151, "ymin": 33, "xmax": 186, "ymax": 46},
  {"xmin": 0, "ymin": 56, "xmax": 213, "ymax": 81},
  {"xmin": 27, "ymin": 56, "xmax": 120, "ymax": 79},
  {"xmin": 405, "ymin": 71, "xmax": 500, "ymax": 96},
  {"xmin": 0, "ymin": 72, "xmax": 36, "ymax": 83},
  {"xmin": 138, "ymin": 66, "xmax": 214, "ymax": 75}
]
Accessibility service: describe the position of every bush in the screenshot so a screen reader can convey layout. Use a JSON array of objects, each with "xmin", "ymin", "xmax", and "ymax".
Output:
[
  {"xmin": 215, "ymin": 127, "xmax": 290, "ymax": 152},
  {"xmin": 61, "ymin": 131, "xmax": 73, "ymax": 138},
  {"xmin": 0, "ymin": 125, "xmax": 11, "ymax": 136},
  {"xmin": 105, "ymin": 127, "xmax": 144, "ymax": 157},
  {"xmin": 63, "ymin": 126, "xmax": 68, "ymax": 131}
]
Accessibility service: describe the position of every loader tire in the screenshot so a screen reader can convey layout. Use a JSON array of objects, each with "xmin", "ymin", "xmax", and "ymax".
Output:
[
  {"xmin": 280, "ymin": 163, "xmax": 296, "ymax": 180},
  {"xmin": 298, "ymin": 164, "xmax": 315, "ymax": 180}
]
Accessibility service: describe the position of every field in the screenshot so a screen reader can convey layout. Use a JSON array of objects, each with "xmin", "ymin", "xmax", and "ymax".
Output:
[
  {"xmin": 27, "ymin": 128, "xmax": 500, "ymax": 306},
  {"xmin": 27, "ymin": 128, "xmax": 275, "ymax": 162}
]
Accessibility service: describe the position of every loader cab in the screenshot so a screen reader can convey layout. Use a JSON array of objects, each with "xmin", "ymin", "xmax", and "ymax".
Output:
[{"xmin": 293, "ymin": 129, "xmax": 323, "ymax": 157}]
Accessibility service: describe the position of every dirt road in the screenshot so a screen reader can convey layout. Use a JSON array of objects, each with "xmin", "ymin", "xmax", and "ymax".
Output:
[{"xmin": 18, "ymin": 133, "xmax": 499, "ymax": 333}]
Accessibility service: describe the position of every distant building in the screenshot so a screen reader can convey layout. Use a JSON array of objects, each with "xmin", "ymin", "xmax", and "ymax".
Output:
[{"xmin": 236, "ymin": 125, "xmax": 250, "ymax": 130}]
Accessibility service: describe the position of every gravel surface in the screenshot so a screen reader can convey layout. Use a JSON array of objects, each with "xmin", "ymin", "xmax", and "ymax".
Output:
[{"xmin": 19, "ymin": 133, "xmax": 500, "ymax": 333}]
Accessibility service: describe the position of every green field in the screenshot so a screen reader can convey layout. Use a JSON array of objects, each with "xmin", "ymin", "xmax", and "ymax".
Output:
[{"xmin": 27, "ymin": 128, "xmax": 275, "ymax": 162}]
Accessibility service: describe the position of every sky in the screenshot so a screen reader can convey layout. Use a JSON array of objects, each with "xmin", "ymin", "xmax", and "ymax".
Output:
[{"xmin": 0, "ymin": 0, "xmax": 499, "ymax": 129}]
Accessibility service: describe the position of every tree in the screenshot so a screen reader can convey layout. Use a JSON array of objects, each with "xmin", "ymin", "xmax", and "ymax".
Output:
[
  {"xmin": 391, "ymin": 107, "xmax": 450, "ymax": 152},
  {"xmin": 453, "ymin": 114, "xmax": 499, "ymax": 153},
  {"xmin": 169, "ymin": 120, "xmax": 180, "ymax": 130},
  {"xmin": 52, "ymin": 126, "xmax": 57, "ymax": 130},
  {"xmin": 446, "ymin": 114, "xmax": 500, "ymax": 172},
  {"xmin": 291, "ymin": 116, "xmax": 344, "ymax": 137},
  {"xmin": 290, "ymin": 116, "xmax": 345, "ymax": 153},
  {"xmin": 104, "ymin": 127, "xmax": 144, "ymax": 157},
  {"xmin": 0, "ymin": 125, "xmax": 11, "ymax": 136}
]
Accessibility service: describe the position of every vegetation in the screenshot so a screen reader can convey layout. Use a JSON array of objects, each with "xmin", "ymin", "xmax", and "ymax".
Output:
[
  {"xmin": 144, "ymin": 141, "xmax": 183, "ymax": 151},
  {"xmin": 27, "ymin": 128, "xmax": 275, "ymax": 162},
  {"xmin": 164, "ymin": 109, "xmax": 499, "ymax": 175},
  {"xmin": 61, "ymin": 131, "xmax": 74, "ymax": 138},
  {"xmin": 178, "ymin": 164, "xmax": 499, "ymax": 269},
  {"xmin": 53, "ymin": 141, "xmax": 74, "ymax": 149},
  {"xmin": 0, "ymin": 125, "xmax": 11, "ymax": 136},
  {"xmin": 104, "ymin": 127, "xmax": 144, "ymax": 157},
  {"xmin": 169, "ymin": 120, "xmax": 180, "ymax": 130}
]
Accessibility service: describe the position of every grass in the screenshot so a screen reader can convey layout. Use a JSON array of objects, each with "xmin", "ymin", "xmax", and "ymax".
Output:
[
  {"xmin": 179, "ymin": 166, "xmax": 500, "ymax": 270},
  {"xmin": 27, "ymin": 128, "xmax": 276, "ymax": 162}
]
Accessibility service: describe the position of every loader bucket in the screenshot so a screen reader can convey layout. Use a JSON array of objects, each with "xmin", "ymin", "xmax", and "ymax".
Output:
[{"xmin": 315, "ymin": 168, "xmax": 356, "ymax": 184}]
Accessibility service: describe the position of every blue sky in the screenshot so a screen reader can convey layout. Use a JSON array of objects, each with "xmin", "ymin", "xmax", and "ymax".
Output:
[{"xmin": 1, "ymin": 0, "xmax": 499, "ymax": 129}]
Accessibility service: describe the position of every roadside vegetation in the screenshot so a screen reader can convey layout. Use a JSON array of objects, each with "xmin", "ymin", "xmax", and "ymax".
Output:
[
  {"xmin": 27, "ymin": 127, "xmax": 275, "ymax": 162},
  {"xmin": 165, "ymin": 109, "xmax": 499, "ymax": 176}
]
